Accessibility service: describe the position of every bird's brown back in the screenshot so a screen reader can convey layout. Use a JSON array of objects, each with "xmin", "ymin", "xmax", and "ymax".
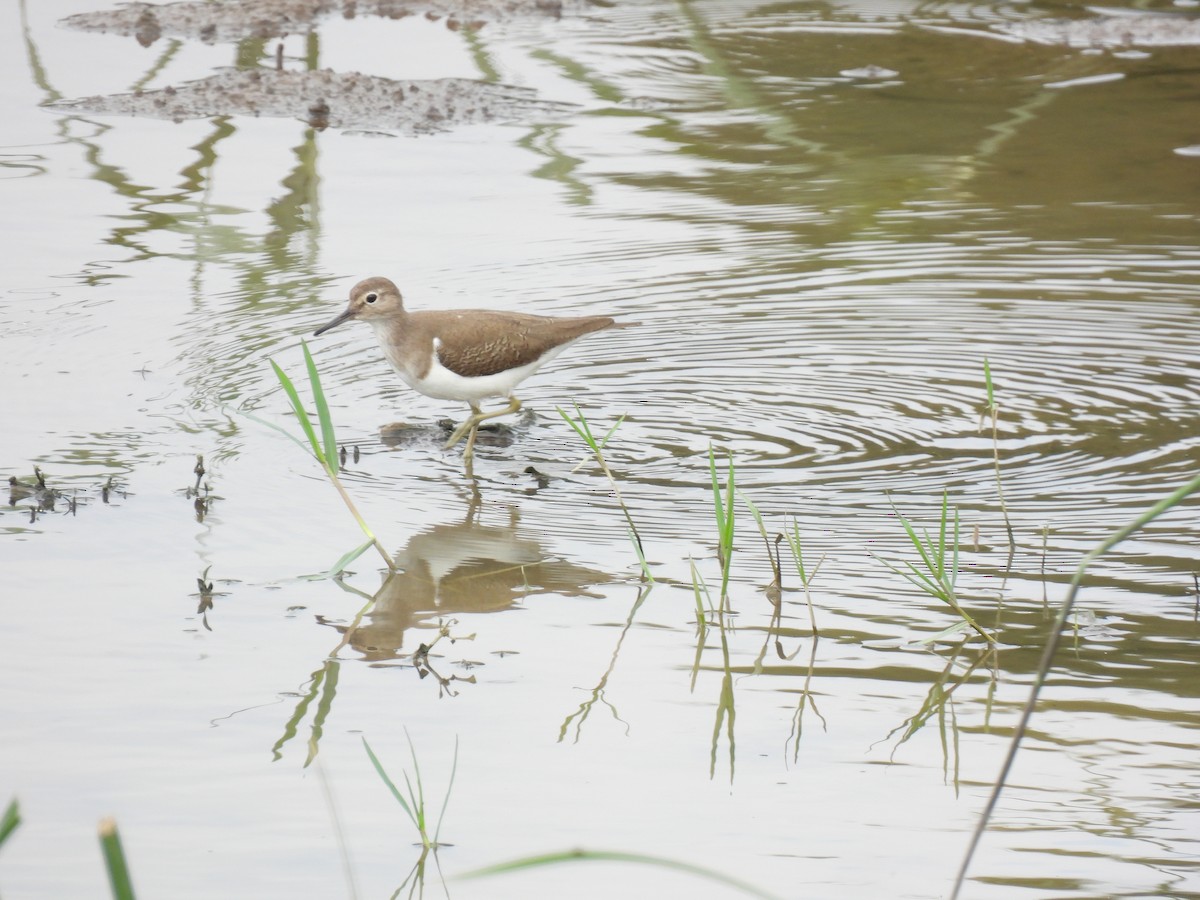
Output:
[{"xmin": 407, "ymin": 309, "xmax": 617, "ymax": 379}]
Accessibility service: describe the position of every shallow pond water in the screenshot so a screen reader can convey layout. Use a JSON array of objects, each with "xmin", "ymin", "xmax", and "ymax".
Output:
[{"xmin": 2, "ymin": 0, "xmax": 1199, "ymax": 898}]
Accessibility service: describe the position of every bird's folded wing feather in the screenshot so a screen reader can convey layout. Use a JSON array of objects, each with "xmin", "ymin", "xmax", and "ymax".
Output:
[{"xmin": 432, "ymin": 311, "xmax": 614, "ymax": 379}]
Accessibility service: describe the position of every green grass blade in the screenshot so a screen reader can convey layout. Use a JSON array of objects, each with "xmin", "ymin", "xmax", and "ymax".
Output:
[
  {"xmin": 401, "ymin": 770, "xmax": 425, "ymax": 835},
  {"xmin": 326, "ymin": 538, "xmax": 376, "ymax": 578},
  {"xmin": 270, "ymin": 359, "xmax": 324, "ymax": 464},
  {"xmin": 572, "ymin": 401, "xmax": 599, "ymax": 446},
  {"xmin": 98, "ymin": 818, "xmax": 136, "ymax": 900},
  {"xmin": 362, "ymin": 737, "xmax": 420, "ymax": 830},
  {"xmin": 983, "ymin": 357, "xmax": 994, "ymax": 409},
  {"xmin": 890, "ymin": 499, "xmax": 939, "ymax": 578},
  {"xmin": 629, "ymin": 525, "xmax": 655, "ymax": 583},
  {"xmin": 597, "ymin": 413, "xmax": 626, "ymax": 450},
  {"xmin": 432, "ymin": 736, "xmax": 459, "ymax": 846},
  {"xmin": 227, "ymin": 405, "xmax": 313, "ymax": 455},
  {"xmin": 902, "ymin": 560, "xmax": 947, "ymax": 599},
  {"xmin": 0, "ymin": 798, "xmax": 19, "ymax": 850},
  {"xmin": 556, "ymin": 403, "xmax": 602, "ymax": 451},
  {"xmin": 555, "ymin": 405, "xmax": 589, "ymax": 443},
  {"xmin": 724, "ymin": 453, "xmax": 736, "ymax": 544},
  {"xmin": 707, "ymin": 447, "xmax": 727, "ymax": 537},
  {"xmin": 302, "ymin": 341, "xmax": 338, "ymax": 474},
  {"xmin": 742, "ymin": 495, "xmax": 767, "ymax": 543},
  {"xmin": 786, "ymin": 519, "xmax": 807, "ymax": 583},
  {"xmin": 949, "ymin": 504, "xmax": 961, "ymax": 588},
  {"xmin": 688, "ymin": 557, "xmax": 710, "ymax": 617},
  {"xmin": 404, "ymin": 730, "xmax": 427, "ymax": 832},
  {"xmin": 875, "ymin": 554, "xmax": 944, "ymax": 600},
  {"xmin": 457, "ymin": 849, "xmax": 783, "ymax": 900},
  {"xmin": 937, "ymin": 492, "xmax": 949, "ymax": 581}
]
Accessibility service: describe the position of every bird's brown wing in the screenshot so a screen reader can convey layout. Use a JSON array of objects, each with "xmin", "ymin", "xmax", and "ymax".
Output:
[{"xmin": 424, "ymin": 310, "xmax": 615, "ymax": 379}]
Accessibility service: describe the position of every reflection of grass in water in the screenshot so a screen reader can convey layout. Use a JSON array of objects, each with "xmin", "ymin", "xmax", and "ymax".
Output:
[
  {"xmin": 552, "ymin": 400, "xmax": 1200, "ymax": 892},
  {"xmin": 272, "ymin": 659, "xmax": 342, "ymax": 766},
  {"xmin": 558, "ymin": 583, "xmax": 647, "ymax": 745},
  {"xmin": 876, "ymin": 639, "xmax": 997, "ymax": 794}
]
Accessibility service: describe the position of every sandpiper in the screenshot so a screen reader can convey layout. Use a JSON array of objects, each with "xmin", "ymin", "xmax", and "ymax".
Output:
[{"xmin": 314, "ymin": 276, "xmax": 624, "ymax": 464}]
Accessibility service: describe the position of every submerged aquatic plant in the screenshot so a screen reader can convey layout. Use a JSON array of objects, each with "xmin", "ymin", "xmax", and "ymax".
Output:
[{"xmin": 266, "ymin": 341, "xmax": 396, "ymax": 575}]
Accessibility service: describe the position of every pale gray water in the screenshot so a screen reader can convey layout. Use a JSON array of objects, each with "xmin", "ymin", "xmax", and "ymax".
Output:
[{"xmin": 2, "ymin": 0, "xmax": 1199, "ymax": 897}]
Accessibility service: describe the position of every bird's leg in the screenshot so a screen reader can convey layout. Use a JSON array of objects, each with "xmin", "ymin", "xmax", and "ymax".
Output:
[
  {"xmin": 445, "ymin": 402, "xmax": 484, "ymax": 449},
  {"xmin": 462, "ymin": 421, "xmax": 481, "ymax": 468},
  {"xmin": 443, "ymin": 397, "xmax": 522, "ymax": 451}
]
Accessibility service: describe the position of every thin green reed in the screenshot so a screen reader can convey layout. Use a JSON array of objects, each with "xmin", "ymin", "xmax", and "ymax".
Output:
[
  {"xmin": 98, "ymin": 818, "xmax": 136, "ymax": 900},
  {"xmin": 363, "ymin": 733, "xmax": 458, "ymax": 850},
  {"xmin": 268, "ymin": 341, "xmax": 396, "ymax": 574},
  {"xmin": 557, "ymin": 403, "xmax": 653, "ymax": 582},
  {"xmin": 459, "ymin": 849, "xmax": 782, "ymax": 900},
  {"xmin": 0, "ymin": 798, "xmax": 19, "ymax": 852},
  {"xmin": 783, "ymin": 518, "xmax": 822, "ymax": 634},
  {"xmin": 981, "ymin": 358, "xmax": 1014, "ymax": 553},
  {"xmin": 708, "ymin": 447, "xmax": 735, "ymax": 607}
]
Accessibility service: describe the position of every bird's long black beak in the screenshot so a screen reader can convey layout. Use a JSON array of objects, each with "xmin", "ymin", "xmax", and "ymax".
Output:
[{"xmin": 314, "ymin": 305, "xmax": 356, "ymax": 336}]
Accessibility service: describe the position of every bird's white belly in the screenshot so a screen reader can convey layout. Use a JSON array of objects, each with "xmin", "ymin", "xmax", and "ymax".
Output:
[{"xmin": 379, "ymin": 333, "xmax": 574, "ymax": 403}]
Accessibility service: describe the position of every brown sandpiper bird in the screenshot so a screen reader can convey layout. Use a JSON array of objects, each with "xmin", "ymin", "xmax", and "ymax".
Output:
[{"xmin": 314, "ymin": 276, "xmax": 624, "ymax": 464}]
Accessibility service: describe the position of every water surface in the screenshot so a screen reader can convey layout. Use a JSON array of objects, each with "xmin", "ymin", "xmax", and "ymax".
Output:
[{"xmin": 2, "ymin": 0, "xmax": 1199, "ymax": 897}]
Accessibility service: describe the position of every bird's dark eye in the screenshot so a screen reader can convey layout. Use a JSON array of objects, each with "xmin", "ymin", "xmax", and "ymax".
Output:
[{"xmin": 365, "ymin": 292, "xmax": 378, "ymax": 304}]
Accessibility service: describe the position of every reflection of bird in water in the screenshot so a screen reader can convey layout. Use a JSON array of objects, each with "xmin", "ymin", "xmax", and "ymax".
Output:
[{"xmin": 339, "ymin": 516, "xmax": 610, "ymax": 662}]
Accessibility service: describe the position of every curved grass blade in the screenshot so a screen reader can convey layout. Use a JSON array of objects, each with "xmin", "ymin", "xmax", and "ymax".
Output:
[
  {"xmin": 363, "ymin": 737, "xmax": 420, "ymax": 832},
  {"xmin": 458, "ymin": 849, "xmax": 782, "ymax": 900},
  {"xmin": 326, "ymin": 538, "xmax": 376, "ymax": 578},
  {"xmin": 270, "ymin": 360, "xmax": 323, "ymax": 464},
  {"xmin": 0, "ymin": 798, "xmax": 19, "ymax": 850},
  {"xmin": 431, "ymin": 736, "xmax": 459, "ymax": 847},
  {"xmin": 227, "ymin": 405, "xmax": 312, "ymax": 456},
  {"xmin": 302, "ymin": 340, "xmax": 338, "ymax": 474}
]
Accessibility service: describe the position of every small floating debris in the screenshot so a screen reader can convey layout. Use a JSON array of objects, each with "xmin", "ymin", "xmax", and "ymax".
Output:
[
  {"xmin": 1174, "ymin": 145, "xmax": 1200, "ymax": 157},
  {"xmin": 44, "ymin": 68, "xmax": 576, "ymax": 135},
  {"xmin": 839, "ymin": 64, "xmax": 899, "ymax": 79},
  {"xmin": 60, "ymin": 0, "xmax": 589, "ymax": 44}
]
